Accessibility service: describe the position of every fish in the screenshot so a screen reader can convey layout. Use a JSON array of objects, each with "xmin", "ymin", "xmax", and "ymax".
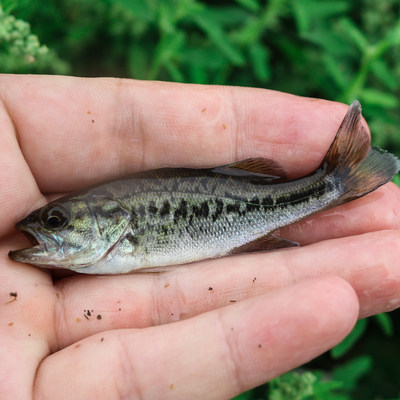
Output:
[{"xmin": 8, "ymin": 101, "xmax": 400, "ymax": 274}]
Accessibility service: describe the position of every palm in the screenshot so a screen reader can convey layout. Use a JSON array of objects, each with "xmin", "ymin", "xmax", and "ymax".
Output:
[{"xmin": 1, "ymin": 75, "xmax": 399, "ymax": 399}]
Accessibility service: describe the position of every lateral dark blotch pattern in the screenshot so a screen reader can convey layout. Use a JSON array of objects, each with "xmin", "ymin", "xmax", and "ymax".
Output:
[
  {"xmin": 212, "ymin": 199, "xmax": 224, "ymax": 222},
  {"xmin": 192, "ymin": 201, "xmax": 210, "ymax": 219},
  {"xmin": 160, "ymin": 201, "xmax": 171, "ymax": 217},
  {"xmin": 300, "ymin": 181, "xmax": 326, "ymax": 200},
  {"xmin": 325, "ymin": 179, "xmax": 335, "ymax": 192},
  {"xmin": 138, "ymin": 204, "xmax": 146, "ymax": 218},
  {"xmin": 276, "ymin": 181, "xmax": 327, "ymax": 208},
  {"xmin": 148, "ymin": 201, "xmax": 158, "ymax": 215},
  {"xmin": 262, "ymin": 196, "xmax": 274, "ymax": 209},
  {"xmin": 246, "ymin": 197, "xmax": 261, "ymax": 212},
  {"xmin": 275, "ymin": 195, "xmax": 290, "ymax": 209},
  {"xmin": 174, "ymin": 199, "xmax": 188, "ymax": 224},
  {"xmin": 226, "ymin": 203, "xmax": 241, "ymax": 215}
]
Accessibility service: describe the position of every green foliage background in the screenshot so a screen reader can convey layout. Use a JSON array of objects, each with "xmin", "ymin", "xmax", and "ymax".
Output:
[{"xmin": 1, "ymin": 0, "xmax": 400, "ymax": 398}]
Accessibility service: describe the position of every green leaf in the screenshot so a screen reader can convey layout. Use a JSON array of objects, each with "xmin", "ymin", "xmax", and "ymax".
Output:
[
  {"xmin": 291, "ymin": 0, "xmax": 311, "ymax": 33},
  {"xmin": 316, "ymin": 394, "xmax": 351, "ymax": 400},
  {"xmin": 194, "ymin": 5, "xmax": 250, "ymax": 28},
  {"xmin": 333, "ymin": 355, "xmax": 373, "ymax": 390},
  {"xmin": 359, "ymin": 88, "xmax": 399, "ymax": 109},
  {"xmin": 370, "ymin": 59, "xmax": 398, "ymax": 90},
  {"xmin": 383, "ymin": 21, "xmax": 400, "ymax": 48},
  {"xmin": 173, "ymin": 0, "xmax": 204, "ymax": 20},
  {"xmin": 393, "ymin": 174, "xmax": 400, "ymax": 187},
  {"xmin": 112, "ymin": 0, "xmax": 155, "ymax": 21},
  {"xmin": 182, "ymin": 46, "xmax": 226, "ymax": 70},
  {"xmin": 192, "ymin": 13, "xmax": 245, "ymax": 65},
  {"xmin": 292, "ymin": 0, "xmax": 349, "ymax": 34},
  {"xmin": 149, "ymin": 30, "xmax": 185, "ymax": 79},
  {"xmin": 312, "ymin": 379, "xmax": 343, "ymax": 395},
  {"xmin": 186, "ymin": 61, "xmax": 208, "ymax": 84},
  {"xmin": 165, "ymin": 60, "xmax": 185, "ymax": 82},
  {"xmin": 231, "ymin": 389, "xmax": 254, "ymax": 400},
  {"xmin": 0, "ymin": 0, "xmax": 17, "ymax": 13},
  {"xmin": 249, "ymin": 41, "xmax": 270, "ymax": 82},
  {"xmin": 234, "ymin": 0, "xmax": 260, "ymax": 12},
  {"xmin": 128, "ymin": 42, "xmax": 150, "ymax": 79},
  {"xmin": 337, "ymin": 17, "xmax": 368, "ymax": 51},
  {"xmin": 323, "ymin": 53, "xmax": 350, "ymax": 90},
  {"xmin": 301, "ymin": 29, "xmax": 350, "ymax": 56},
  {"xmin": 331, "ymin": 319, "xmax": 368, "ymax": 358},
  {"xmin": 158, "ymin": 2, "xmax": 176, "ymax": 34},
  {"xmin": 374, "ymin": 313, "xmax": 393, "ymax": 336}
]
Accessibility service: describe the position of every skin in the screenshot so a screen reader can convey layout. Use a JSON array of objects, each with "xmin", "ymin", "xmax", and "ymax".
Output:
[{"xmin": 1, "ymin": 74, "xmax": 400, "ymax": 400}]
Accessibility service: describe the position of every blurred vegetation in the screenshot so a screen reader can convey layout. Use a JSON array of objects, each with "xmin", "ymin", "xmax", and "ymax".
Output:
[{"xmin": 1, "ymin": 0, "xmax": 400, "ymax": 398}]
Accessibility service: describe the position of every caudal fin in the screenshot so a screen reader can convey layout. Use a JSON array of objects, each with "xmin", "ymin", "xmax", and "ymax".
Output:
[{"xmin": 323, "ymin": 100, "xmax": 400, "ymax": 203}]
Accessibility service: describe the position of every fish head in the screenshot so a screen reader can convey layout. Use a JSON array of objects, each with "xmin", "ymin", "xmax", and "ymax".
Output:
[{"xmin": 9, "ymin": 197, "xmax": 131, "ymax": 270}]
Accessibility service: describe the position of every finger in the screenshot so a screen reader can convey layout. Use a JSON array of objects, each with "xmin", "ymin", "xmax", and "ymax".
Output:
[
  {"xmin": 0, "ymin": 245, "xmax": 54, "ymax": 399},
  {"xmin": 34, "ymin": 277, "xmax": 358, "ymax": 400},
  {"xmin": 39, "ymin": 229, "xmax": 398, "ymax": 348},
  {"xmin": 0, "ymin": 102, "xmax": 47, "ymax": 236},
  {"xmin": 1, "ymin": 75, "xmax": 350, "ymax": 193}
]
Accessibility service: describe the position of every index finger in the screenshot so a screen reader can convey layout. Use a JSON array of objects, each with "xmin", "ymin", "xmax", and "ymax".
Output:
[{"xmin": 1, "ymin": 75, "xmax": 348, "ymax": 194}]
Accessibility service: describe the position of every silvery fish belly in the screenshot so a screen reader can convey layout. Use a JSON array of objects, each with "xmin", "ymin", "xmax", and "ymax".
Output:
[{"xmin": 9, "ymin": 101, "xmax": 400, "ymax": 274}]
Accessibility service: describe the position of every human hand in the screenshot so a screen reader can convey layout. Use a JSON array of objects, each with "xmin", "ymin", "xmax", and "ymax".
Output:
[{"xmin": 1, "ymin": 75, "xmax": 399, "ymax": 399}]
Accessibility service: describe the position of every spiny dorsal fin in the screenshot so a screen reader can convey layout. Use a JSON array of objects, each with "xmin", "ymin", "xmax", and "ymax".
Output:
[
  {"xmin": 230, "ymin": 234, "xmax": 299, "ymax": 255},
  {"xmin": 323, "ymin": 100, "xmax": 370, "ymax": 173},
  {"xmin": 213, "ymin": 157, "xmax": 287, "ymax": 180}
]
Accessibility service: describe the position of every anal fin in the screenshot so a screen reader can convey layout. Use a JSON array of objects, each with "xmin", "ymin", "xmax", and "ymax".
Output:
[{"xmin": 230, "ymin": 234, "xmax": 299, "ymax": 255}]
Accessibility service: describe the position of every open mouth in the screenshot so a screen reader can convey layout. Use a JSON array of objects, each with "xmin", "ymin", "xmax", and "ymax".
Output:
[
  {"xmin": 8, "ymin": 224, "xmax": 51, "ymax": 264},
  {"xmin": 15, "ymin": 223, "xmax": 44, "ymax": 249},
  {"xmin": 21, "ymin": 229, "xmax": 40, "ymax": 247}
]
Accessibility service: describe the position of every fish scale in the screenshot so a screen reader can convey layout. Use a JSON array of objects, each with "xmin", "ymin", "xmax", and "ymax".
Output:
[{"xmin": 84, "ymin": 171, "xmax": 338, "ymax": 273}]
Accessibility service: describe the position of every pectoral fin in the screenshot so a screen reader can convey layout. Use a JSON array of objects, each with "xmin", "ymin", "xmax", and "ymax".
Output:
[{"xmin": 230, "ymin": 234, "xmax": 299, "ymax": 255}]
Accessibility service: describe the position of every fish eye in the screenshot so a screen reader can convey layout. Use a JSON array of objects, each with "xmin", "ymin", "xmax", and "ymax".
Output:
[{"xmin": 39, "ymin": 205, "xmax": 69, "ymax": 230}]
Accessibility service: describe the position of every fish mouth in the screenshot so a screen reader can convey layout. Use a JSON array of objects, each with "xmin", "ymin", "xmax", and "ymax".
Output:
[
  {"xmin": 19, "ymin": 227, "xmax": 41, "ymax": 247},
  {"xmin": 8, "ymin": 223, "xmax": 56, "ymax": 265},
  {"xmin": 16, "ymin": 222, "xmax": 48, "ymax": 248}
]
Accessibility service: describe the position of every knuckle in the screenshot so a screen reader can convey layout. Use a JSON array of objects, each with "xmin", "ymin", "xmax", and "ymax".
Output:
[{"xmin": 113, "ymin": 334, "xmax": 144, "ymax": 400}]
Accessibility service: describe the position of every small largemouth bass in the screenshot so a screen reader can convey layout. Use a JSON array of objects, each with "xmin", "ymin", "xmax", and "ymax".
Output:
[{"xmin": 9, "ymin": 101, "xmax": 400, "ymax": 274}]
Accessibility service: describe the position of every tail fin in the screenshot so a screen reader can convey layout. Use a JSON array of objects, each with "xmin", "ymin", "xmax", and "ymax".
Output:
[{"xmin": 323, "ymin": 100, "xmax": 400, "ymax": 203}]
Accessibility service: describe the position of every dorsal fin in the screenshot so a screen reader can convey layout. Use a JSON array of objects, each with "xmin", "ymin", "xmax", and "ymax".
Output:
[
  {"xmin": 213, "ymin": 157, "xmax": 287, "ymax": 180},
  {"xmin": 323, "ymin": 100, "xmax": 369, "ymax": 173}
]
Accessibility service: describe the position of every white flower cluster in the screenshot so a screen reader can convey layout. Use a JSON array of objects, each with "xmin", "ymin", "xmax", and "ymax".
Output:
[
  {"xmin": 0, "ymin": 6, "xmax": 68, "ymax": 73},
  {"xmin": 0, "ymin": 6, "xmax": 48, "ymax": 62}
]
